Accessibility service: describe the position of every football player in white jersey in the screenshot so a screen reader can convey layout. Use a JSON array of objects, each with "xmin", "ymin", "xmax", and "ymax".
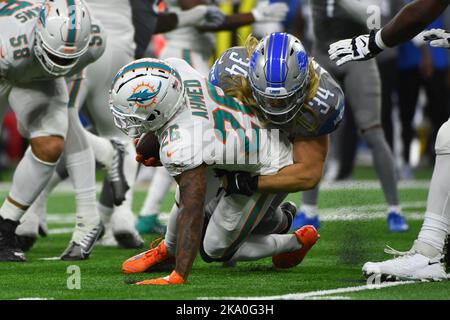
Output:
[
  {"xmin": 16, "ymin": 0, "xmax": 227, "ymax": 250},
  {"xmin": 137, "ymin": 0, "xmax": 290, "ymax": 235},
  {"xmin": 112, "ymin": 58, "xmax": 320, "ymax": 285},
  {"xmin": 328, "ymin": 0, "xmax": 450, "ymax": 280},
  {"xmin": 0, "ymin": 0, "xmax": 104, "ymax": 261}
]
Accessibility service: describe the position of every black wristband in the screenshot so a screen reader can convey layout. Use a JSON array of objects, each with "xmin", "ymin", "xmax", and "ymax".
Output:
[{"xmin": 369, "ymin": 29, "xmax": 383, "ymax": 55}]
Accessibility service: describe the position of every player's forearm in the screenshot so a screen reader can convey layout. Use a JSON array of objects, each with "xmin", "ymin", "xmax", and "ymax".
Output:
[
  {"xmin": 257, "ymin": 162, "xmax": 323, "ymax": 193},
  {"xmin": 174, "ymin": 166, "xmax": 206, "ymax": 280},
  {"xmin": 198, "ymin": 13, "xmax": 254, "ymax": 32},
  {"xmin": 155, "ymin": 13, "xmax": 179, "ymax": 33},
  {"xmin": 381, "ymin": 0, "xmax": 449, "ymax": 47}
]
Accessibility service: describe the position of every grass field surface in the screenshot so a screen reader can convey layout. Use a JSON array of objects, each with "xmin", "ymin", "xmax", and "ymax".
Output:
[{"xmin": 0, "ymin": 167, "xmax": 449, "ymax": 300}]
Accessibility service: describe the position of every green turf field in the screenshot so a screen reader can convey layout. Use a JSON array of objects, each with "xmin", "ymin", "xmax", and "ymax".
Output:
[{"xmin": 0, "ymin": 167, "xmax": 448, "ymax": 300}]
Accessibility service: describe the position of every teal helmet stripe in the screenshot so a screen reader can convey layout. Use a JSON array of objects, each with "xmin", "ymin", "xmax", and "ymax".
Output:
[
  {"xmin": 66, "ymin": 0, "xmax": 77, "ymax": 45},
  {"xmin": 113, "ymin": 61, "xmax": 182, "ymax": 86}
]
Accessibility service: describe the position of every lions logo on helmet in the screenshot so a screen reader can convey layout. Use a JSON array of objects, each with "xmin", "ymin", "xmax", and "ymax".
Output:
[{"xmin": 110, "ymin": 58, "xmax": 185, "ymax": 137}]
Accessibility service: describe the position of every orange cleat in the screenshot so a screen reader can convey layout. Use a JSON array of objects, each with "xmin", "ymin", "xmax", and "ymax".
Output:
[
  {"xmin": 134, "ymin": 271, "xmax": 185, "ymax": 285},
  {"xmin": 272, "ymin": 225, "xmax": 320, "ymax": 269},
  {"xmin": 122, "ymin": 238, "xmax": 173, "ymax": 274}
]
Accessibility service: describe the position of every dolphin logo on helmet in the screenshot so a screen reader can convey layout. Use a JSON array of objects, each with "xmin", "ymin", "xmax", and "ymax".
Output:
[{"xmin": 127, "ymin": 82, "xmax": 162, "ymax": 104}]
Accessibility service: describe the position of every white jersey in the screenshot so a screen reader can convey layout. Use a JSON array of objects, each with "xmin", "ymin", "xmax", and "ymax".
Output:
[
  {"xmin": 158, "ymin": 58, "xmax": 293, "ymax": 177},
  {"xmin": 0, "ymin": 0, "xmax": 105, "ymax": 85},
  {"xmin": 163, "ymin": 0, "xmax": 216, "ymax": 55},
  {"xmin": 84, "ymin": 0, "xmax": 135, "ymax": 57}
]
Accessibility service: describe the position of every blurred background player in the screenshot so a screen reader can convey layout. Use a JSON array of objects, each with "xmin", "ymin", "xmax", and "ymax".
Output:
[
  {"xmin": 328, "ymin": 0, "xmax": 450, "ymax": 281},
  {"xmin": 14, "ymin": 0, "xmax": 226, "ymax": 249},
  {"xmin": 0, "ymin": 0, "xmax": 104, "ymax": 261},
  {"xmin": 291, "ymin": 0, "xmax": 407, "ymax": 232},
  {"xmin": 136, "ymin": 0, "xmax": 290, "ymax": 235}
]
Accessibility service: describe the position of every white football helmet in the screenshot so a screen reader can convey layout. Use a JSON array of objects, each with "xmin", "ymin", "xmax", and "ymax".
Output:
[
  {"xmin": 34, "ymin": 0, "xmax": 92, "ymax": 76},
  {"xmin": 249, "ymin": 32, "xmax": 310, "ymax": 125},
  {"xmin": 110, "ymin": 58, "xmax": 185, "ymax": 137}
]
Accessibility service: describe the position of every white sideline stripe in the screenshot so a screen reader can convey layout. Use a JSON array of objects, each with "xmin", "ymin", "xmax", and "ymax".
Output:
[
  {"xmin": 44, "ymin": 200, "xmax": 428, "ymax": 227},
  {"xmin": 38, "ymin": 257, "xmax": 61, "ymax": 261},
  {"xmin": 309, "ymin": 296, "xmax": 351, "ymax": 300},
  {"xmin": 48, "ymin": 227, "xmax": 73, "ymax": 235},
  {"xmin": 200, "ymin": 281, "xmax": 416, "ymax": 300},
  {"xmin": 0, "ymin": 180, "xmax": 431, "ymax": 194},
  {"xmin": 17, "ymin": 297, "xmax": 53, "ymax": 300}
]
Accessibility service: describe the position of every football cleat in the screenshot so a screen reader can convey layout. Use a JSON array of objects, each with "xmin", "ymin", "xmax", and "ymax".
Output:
[
  {"xmin": 272, "ymin": 225, "xmax": 320, "ymax": 269},
  {"xmin": 109, "ymin": 139, "xmax": 129, "ymax": 206},
  {"xmin": 61, "ymin": 224, "xmax": 104, "ymax": 261},
  {"xmin": 112, "ymin": 209, "xmax": 144, "ymax": 249},
  {"xmin": 135, "ymin": 215, "xmax": 167, "ymax": 235},
  {"xmin": 363, "ymin": 251, "xmax": 448, "ymax": 281},
  {"xmin": 0, "ymin": 217, "xmax": 26, "ymax": 262},
  {"xmin": 114, "ymin": 231, "xmax": 144, "ymax": 249},
  {"xmin": 291, "ymin": 211, "xmax": 321, "ymax": 230},
  {"xmin": 15, "ymin": 235, "xmax": 37, "ymax": 252},
  {"xmin": 122, "ymin": 239, "xmax": 174, "ymax": 274},
  {"xmin": 278, "ymin": 202, "xmax": 297, "ymax": 234},
  {"xmin": 132, "ymin": 271, "xmax": 185, "ymax": 285},
  {"xmin": 96, "ymin": 225, "xmax": 119, "ymax": 247},
  {"xmin": 387, "ymin": 211, "xmax": 409, "ymax": 233}
]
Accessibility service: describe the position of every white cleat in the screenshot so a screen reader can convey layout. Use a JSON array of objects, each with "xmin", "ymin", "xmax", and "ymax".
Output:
[
  {"xmin": 363, "ymin": 251, "xmax": 448, "ymax": 282},
  {"xmin": 96, "ymin": 225, "xmax": 119, "ymax": 247}
]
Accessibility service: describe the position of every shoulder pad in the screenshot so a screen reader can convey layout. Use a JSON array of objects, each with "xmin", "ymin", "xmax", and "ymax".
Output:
[{"xmin": 288, "ymin": 66, "xmax": 345, "ymax": 138}]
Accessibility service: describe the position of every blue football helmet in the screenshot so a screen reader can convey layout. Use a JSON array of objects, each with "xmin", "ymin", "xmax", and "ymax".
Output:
[{"xmin": 249, "ymin": 32, "xmax": 310, "ymax": 125}]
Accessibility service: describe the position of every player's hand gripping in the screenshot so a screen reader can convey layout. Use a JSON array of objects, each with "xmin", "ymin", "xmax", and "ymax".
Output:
[
  {"xmin": 134, "ymin": 138, "xmax": 162, "ymax": 167},
  {"xmin": 215, "ymin": 169, "xmax": 259, "ymax": 197},
  {"xmin": 329, "ymin": 30, "xmax": 384, "ymax": 66},
  {"xmin": 251, "ymin": 1, "xmax": 289, "ymax": 23},
  {"xmin": 423, "ymin": 28, "xmax": 450, "ymax": 48}
]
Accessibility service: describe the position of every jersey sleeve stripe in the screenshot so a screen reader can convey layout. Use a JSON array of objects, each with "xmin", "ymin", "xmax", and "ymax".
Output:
[{"xmin": 68, "ymin": 75, "xmax": 83, "ymax": 108}]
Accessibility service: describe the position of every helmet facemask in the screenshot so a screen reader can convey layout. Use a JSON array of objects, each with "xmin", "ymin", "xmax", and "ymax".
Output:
[
  {"xmin": 249, "ymin": 32, "xmax": 311, "ymax": 126},
  {"xmin": 34, "ymin": 32, "xmax": 81, "ymax": 76}
]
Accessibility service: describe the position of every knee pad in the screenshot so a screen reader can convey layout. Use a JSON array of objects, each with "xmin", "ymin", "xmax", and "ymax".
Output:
[{"xmin": 435, "ymin": 120, "xmax": 450, "ymax": 155}]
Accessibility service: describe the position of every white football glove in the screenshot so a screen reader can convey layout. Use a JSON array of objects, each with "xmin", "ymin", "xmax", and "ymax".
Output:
[
  {"xmin": 202, "ymin": 5, "xmax": 226, "ymax": 28},
  {"xmin": 423, "ymin": 28, "xmax": 450, "ymax": 48},
  {"xmin": 329, "ymin": 30, "xmax": 384, "ymax": 66},
  {"xmin": 251, "ymin": 1, "xmax": 289, "ymax": 23}
]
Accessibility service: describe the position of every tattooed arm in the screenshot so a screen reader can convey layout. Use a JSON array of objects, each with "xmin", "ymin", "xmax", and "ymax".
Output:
[{"xmin": 173, "ymin": 164, "xmax": 206, "ymax": 280}]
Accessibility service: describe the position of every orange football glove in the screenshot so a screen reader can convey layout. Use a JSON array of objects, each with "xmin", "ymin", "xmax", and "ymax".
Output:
[{"xmin": 134, "ymin": 271, "xmax": 185, "ymax": 285}]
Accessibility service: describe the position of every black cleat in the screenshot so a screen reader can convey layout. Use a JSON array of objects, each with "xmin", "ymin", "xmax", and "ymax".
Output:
[
  {"xmin": 279, "ymin": 201, "xmax": 297, "ymax": 234},
  {"xmin": 114, "ymin": 231, "xmax": 144, "ymax": 249},
  {"xmin": 16, "ymin": 235, "xmax": 37, "ymax": 252},
  {"xmin": 0, "ymin": 217, "xmax": 26, "ymax": 262},
  {"xmin": 109, "ymin": 139, "xmax": 130, "ymax": 206},
  {"xmin": 61, "ymin": 223, "xmax": 104, "ymax": 261}
]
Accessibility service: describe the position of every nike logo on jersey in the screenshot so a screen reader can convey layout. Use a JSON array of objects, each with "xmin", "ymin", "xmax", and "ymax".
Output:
[{"xmin": 428, "ymin": 261, "xmax": 440, "ymax": 266}]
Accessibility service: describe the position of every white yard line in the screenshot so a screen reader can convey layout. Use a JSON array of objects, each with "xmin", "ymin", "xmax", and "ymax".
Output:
[
  {"xmin": 44, "ymin": 200, "xmax": 428, "ymax": 227},
  {"xmin": 47, "ymin": 227, "xmax": 73, "ymax": 235},
  {"xmin": 0, "ymin": 180, "xmax": 431, "ymax": 194},
  {"xmin": 200, "ymin": 281, "xmax": 416, "ymax": 300}
]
